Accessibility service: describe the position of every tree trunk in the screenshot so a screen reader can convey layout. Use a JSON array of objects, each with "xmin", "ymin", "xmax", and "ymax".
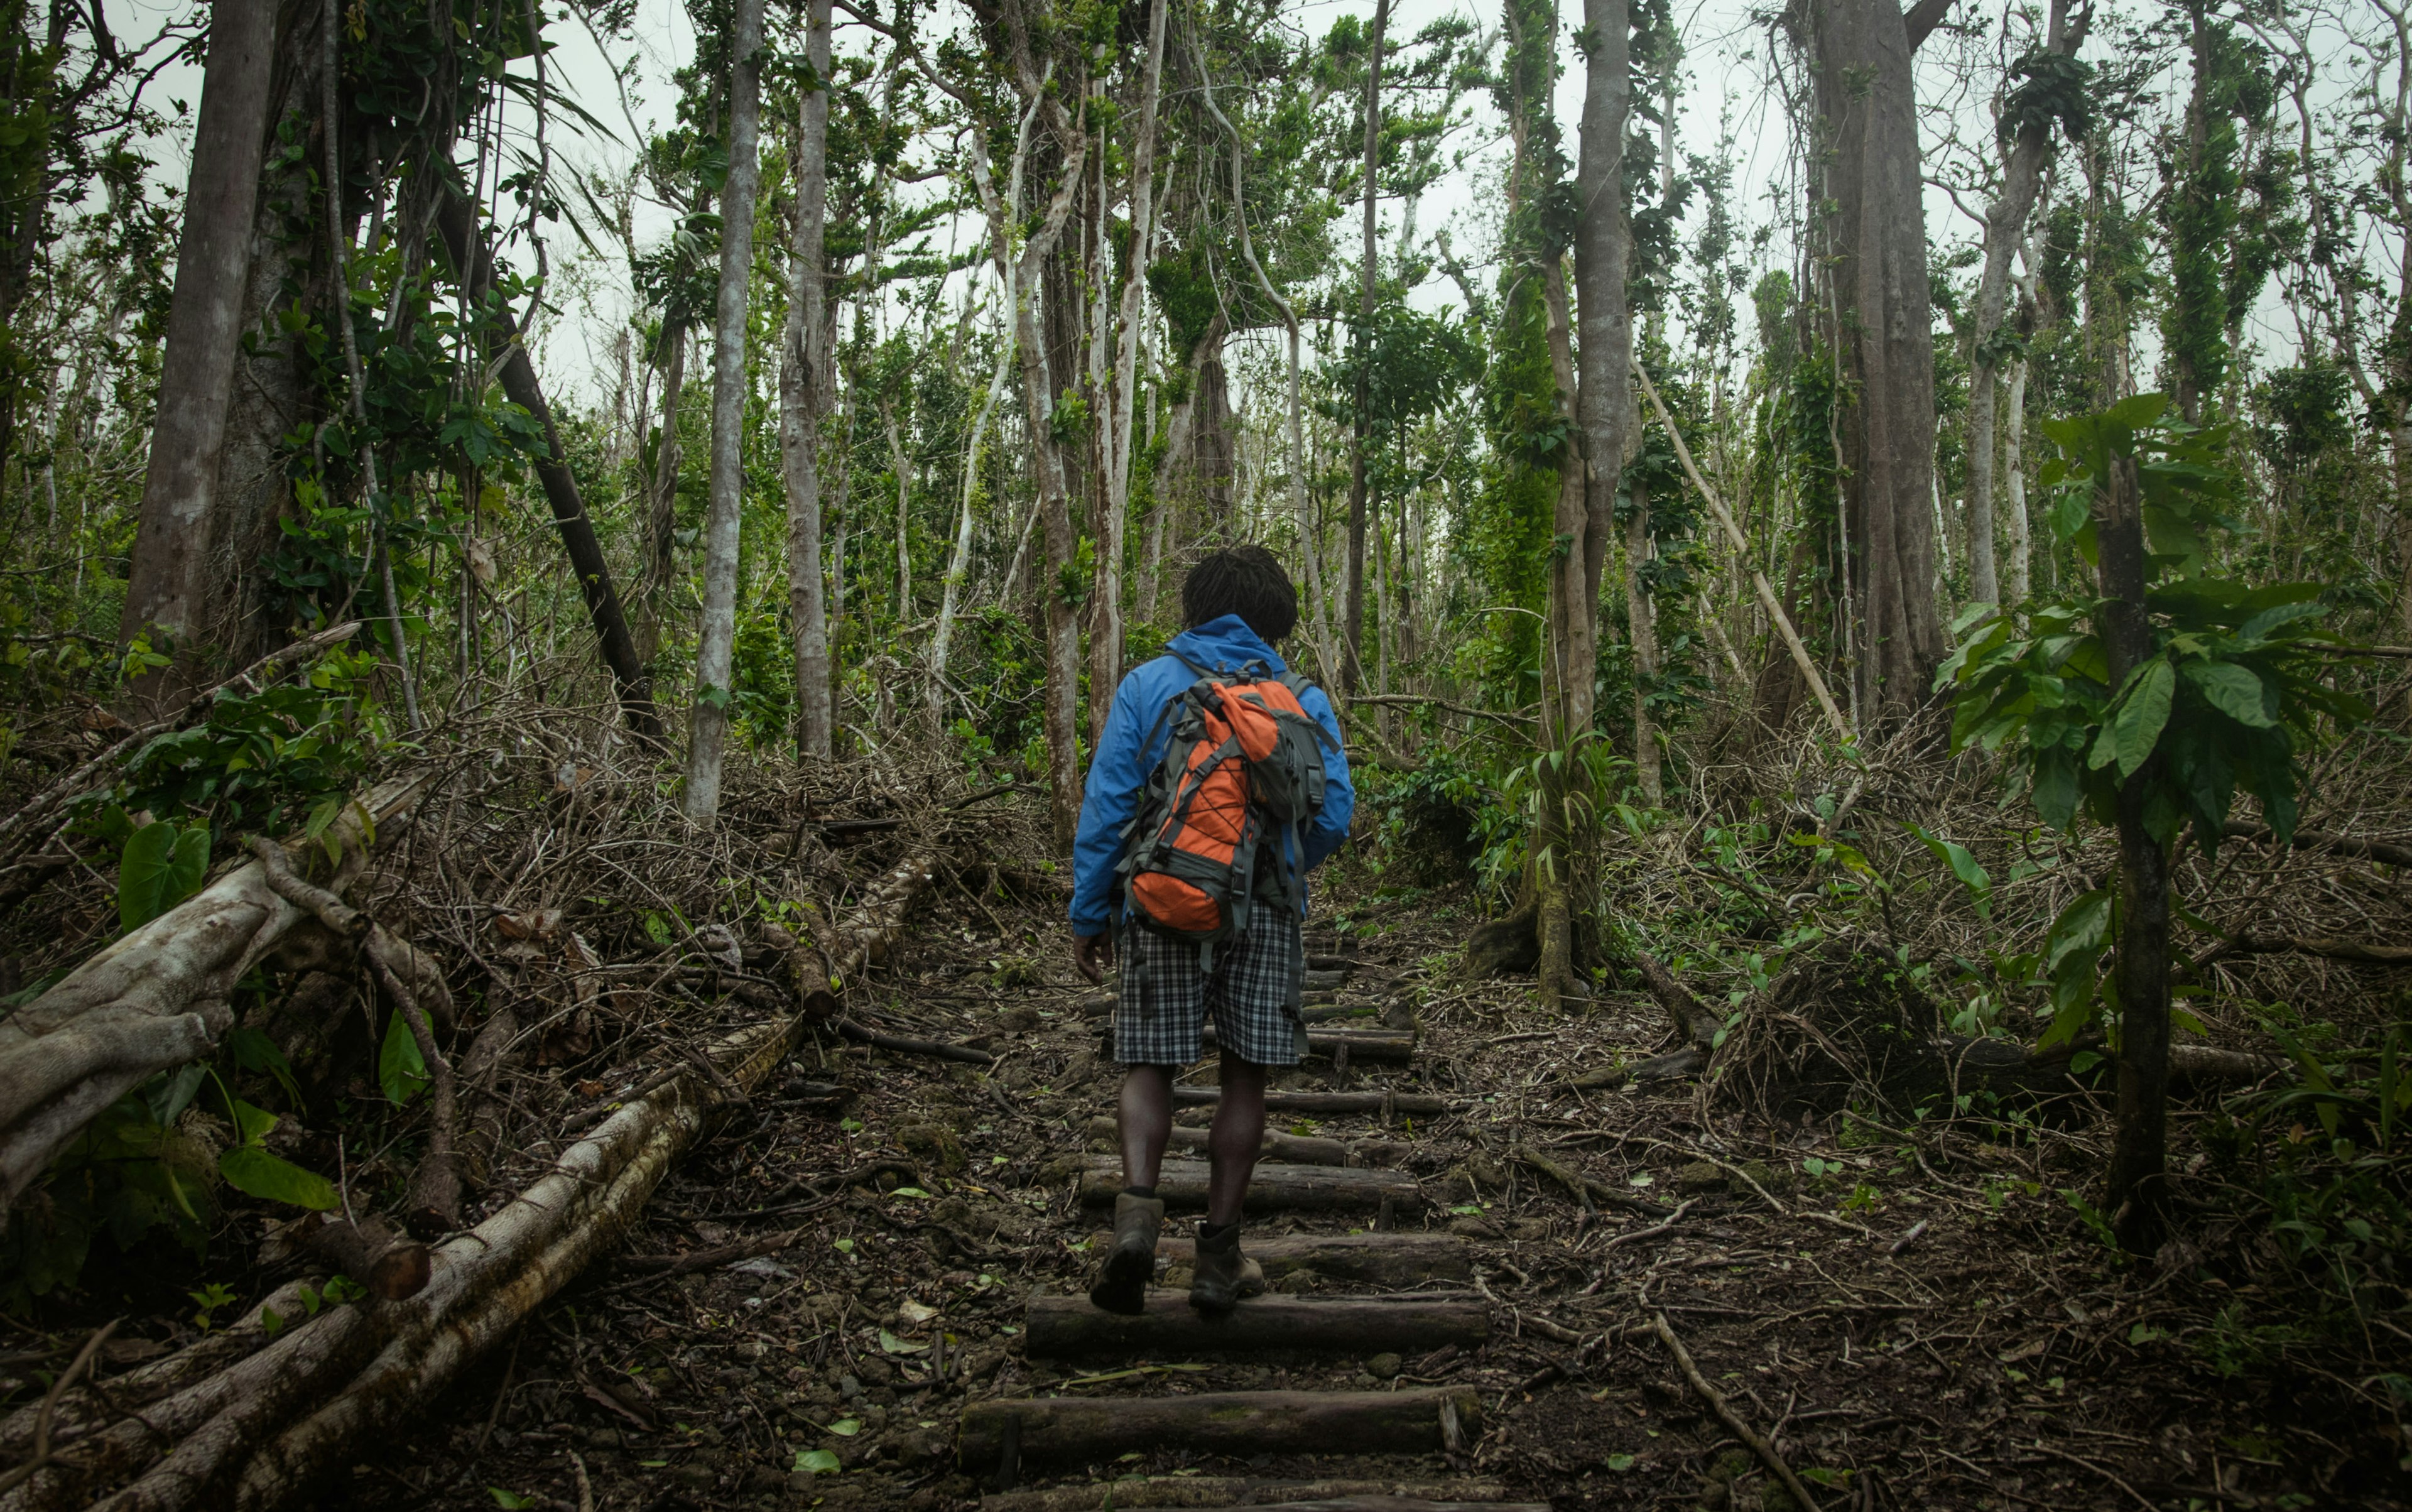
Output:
[
  {"xmin": 2095, "ymin": 455, "xmax": 2171, "ymax": 1255},
  {"xmin": 1090, "ymin": 0, "xmax": 1168, "ymax": 730},
  {"xmin": 1342, "ymin": 0, "xmax": 1390, "ymax": 697},
  {"xmin": 683, "ymin": 0, "xmax": 766, "ymax": 821},
  {"xmin": 639, "ymin": 318, "xmax": 687, "ymax": 670},
  {"xmin": 1813, "ymin": 0, "xmax": 1949, "ymax": 717},
  {"xmin": 1964, "ymin": 0, "xmax": 2083, "ymax": 609},
  {"xmin": 781, "ymin": 0, "xmax": 832, "ymax": 759},
  {"xmin": 930, "ymin": 307, "xmax": 1012, "ymax": 725},
  {"xmin": 1577, "ymin": 0, "xmax": 1632, "ymax": 743},
  {"xmin": 116, "ymin": 0, "xmax": 278, "ymax": 702},
  {"xmin": 435, "ymin": 195, "xmax": 661, "ymax": 743},
  {"xmin": 2003, "ymin": 350, "xmax": 2031, "ymax": 603},
  {"xmin": 969, "ymin": 104, "xmax": 1086, "ymax": 846}
]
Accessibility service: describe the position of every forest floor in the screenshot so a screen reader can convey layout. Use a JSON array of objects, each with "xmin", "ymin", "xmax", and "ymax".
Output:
[
  {"xmin": 3, "ymin": 694, "xmax": 2404, "ymax": 1512},
  {"xmin": 295, "ymin": 835, "xmax": 2402, "ymax": 1512}
]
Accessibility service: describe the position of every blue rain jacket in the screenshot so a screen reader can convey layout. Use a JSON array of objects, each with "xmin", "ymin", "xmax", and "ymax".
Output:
[{"xmin": 1067, "ymin": 614, "xmax": 1354, "ymax": 935}]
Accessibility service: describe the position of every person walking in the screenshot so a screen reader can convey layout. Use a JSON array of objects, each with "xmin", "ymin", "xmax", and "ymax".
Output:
[{"xmin": 1068, "ymin": 545, "xmax": 1354, "ymax": 1315}]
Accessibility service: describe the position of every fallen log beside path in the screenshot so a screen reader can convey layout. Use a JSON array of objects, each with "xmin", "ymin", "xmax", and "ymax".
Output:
[{"xmin": 0, "ymin": 847, "xmax": 943, "ymax": 1511}]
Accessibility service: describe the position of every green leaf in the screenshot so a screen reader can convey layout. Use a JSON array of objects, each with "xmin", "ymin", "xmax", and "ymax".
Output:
[
  {"xmin": 119, "ymin": 822, "xmax": 209, "ymax": 932},
  {"xmin": 489, "ymin": 1491, "xmax": 537, "ymax": 1510},
  {"xmin": 2110, "ymin": 660, "xmax": 2175, "ymax": 778},
  {"xmin": 1605, "ymin": 1453, "xmax": 1638, "ymax": 1472},
  {"xmin": 1903, "ymin": 823, "xmax": 1992, "ymax": 917},
  {"xmin": 878, "ymin": 1327, "xmax": 929, "ymax": 1355},
  {"xmin": 2182, "ymin": 660, "xmax": 2274, "ymax": 727},
  {"xmin": 379, "ymin": 1009, "xmax": 428, "ymax": 1106},
  {"xmin": 793, "ymin": 1449, "xmax": 842, "ymax": 1474},
  {"xmin": 226, "ymin": 1096, "xmax": 278, "ymax": 1148},
  {"xmin": 218, "ymin": 1147, "xmax": 339, "ymax": 1210},
  {"xmin": 2031, "ymin": 746, "xmax": 2080, "ymax": 832},
  {"xmin": 825, "ymin": 1418, "xmax": 862, "ymax": 1437}
]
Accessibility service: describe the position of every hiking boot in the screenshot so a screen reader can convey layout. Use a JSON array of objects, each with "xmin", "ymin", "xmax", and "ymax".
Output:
[
  {"xmin": 1088, "ymin": 1190, "xmax": 1164, "ymax": 1315},
  {"xmin": 1188, "ymin": 1221, "xmax": 1266, "ymax": 1314}
]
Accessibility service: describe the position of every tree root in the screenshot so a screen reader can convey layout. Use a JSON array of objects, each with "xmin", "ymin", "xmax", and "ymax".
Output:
[{"xmin": 1651, "ymin": 1311, "xmax": 1824, "ymax": 1512}]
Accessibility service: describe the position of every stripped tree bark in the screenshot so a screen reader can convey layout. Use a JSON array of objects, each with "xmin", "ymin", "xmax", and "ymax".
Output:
[{"xmin": 0, "ymin": 775, "xmax": 435, "ymax": 1219}]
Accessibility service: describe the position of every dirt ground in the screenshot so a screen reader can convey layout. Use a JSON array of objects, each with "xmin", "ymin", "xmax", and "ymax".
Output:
[{"xmin": 280, "ymin": 856, "xmax": 2408, "ymax": 1512}]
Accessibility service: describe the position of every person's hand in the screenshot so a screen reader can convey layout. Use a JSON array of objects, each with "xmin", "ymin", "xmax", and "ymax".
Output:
[{"xmin": 1073, "ymin": 930, "xmax": 1114, "ymax": 984}]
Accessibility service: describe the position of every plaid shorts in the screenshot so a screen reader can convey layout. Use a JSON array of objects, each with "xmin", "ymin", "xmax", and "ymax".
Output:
[{"xmin": 1114, "ymin": 896, "xmax": 1305, "ymax": 1067}]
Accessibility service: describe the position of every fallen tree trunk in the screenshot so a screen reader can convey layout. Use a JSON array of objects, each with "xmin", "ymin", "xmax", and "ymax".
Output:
[
  {"xmin": 2222, "ymin": 821, "xmax": 2412, "ymax": 870},
  {"xmin": 0, "ymin": 771, "xmax": 434, "ymax": 1217},
  {"xmin": 1023, "ymin": 1294, "xmax": 1489, "ymax": 1359},
  {"xmin": 1648, "ymin": 940, "xmax": 2289, "ymax": 1122},
  {"xmin": 0, "ymin": 849, "xmax": 944, "ymax": 1511}
]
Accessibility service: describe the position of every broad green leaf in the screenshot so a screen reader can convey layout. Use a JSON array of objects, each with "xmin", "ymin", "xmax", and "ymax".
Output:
[
  {"xmin": 379, "ymin": 1009, "xmax": 428, "ymax": 1106},
  {"xmin": 794, "ymin": 1449, "xmax": 842, "ymax": 1474},
  {"xmin": 226, "ymin": 1096, "xmax": 278, "ymax": 1147},
  {"xmin": 2182, "ymin": 661, "xmax": 2274, "ymax": 727},
  {"xmin": 119, "ymin": 822, "xmax": 209, "ymax": 932},
  {"xmin": 825, "ymin": 1418, "xmax": 862, "ymax": 1437},
  {"xmin": 878, "ymin": 1327, "xmax": 928, "ymax": 1354},
  {"xmin": 218, "ymin": 1147, "xmax": 339, "ymax": 1210},
  {"xmin": 2031, "ymin": 746, "xmax": 2080, "ymax": 832},
  {"xmin": 2111, "ymin": 660, "xmax": 2175, "ymax": 778},
  {"xmin": 1903, "ymin": 823, "xmax": 1992, "ymax": 918}
]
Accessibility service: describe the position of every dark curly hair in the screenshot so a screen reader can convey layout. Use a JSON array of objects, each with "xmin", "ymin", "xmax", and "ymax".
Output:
[{"xmin": 1182, "ymin": 545, "xmax": 1299, "ymax": 643}]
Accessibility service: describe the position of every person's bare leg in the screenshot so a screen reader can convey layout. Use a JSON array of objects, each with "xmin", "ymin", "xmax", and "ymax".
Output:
[
  {"xmin": 1204, "ymin": 1057, "xmax": 1268, "ymax": 1224},
  {"xmin": 1094, "ymin": 1064, "xmax": 1175, "ymax": 1315},
  {"xmin": 1119, "ymin": 1064, "xmax": 1173, "ymax": 1190}
]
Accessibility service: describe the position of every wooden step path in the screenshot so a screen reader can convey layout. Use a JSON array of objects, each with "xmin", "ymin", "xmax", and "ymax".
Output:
[{"xmin": 964, "ymin": 983, "xmax": 1531, "ymax": 1509}]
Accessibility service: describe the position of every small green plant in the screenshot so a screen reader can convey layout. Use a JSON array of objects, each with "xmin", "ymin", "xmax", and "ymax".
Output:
[{"xmin": 188, "ymin": 1281, "xmax": 237, "ymax": 1330}]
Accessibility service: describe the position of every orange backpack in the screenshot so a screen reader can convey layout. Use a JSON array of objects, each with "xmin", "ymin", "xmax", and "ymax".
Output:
[{"xmin": 1115, "ymin": 655, "xmax": 1335, "ymax": 960}]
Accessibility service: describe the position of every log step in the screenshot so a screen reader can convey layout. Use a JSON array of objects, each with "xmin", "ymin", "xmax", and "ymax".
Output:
[
  {"xmin": 1173, "ymin": 1089, "xmax": 1448, "ymax": 1118},
  {"xmin": 1082, "ymin": 1117, "xmax": 1358, "ymax": 1167},
  {"xmin": 1024, "ymin": 1293, "xmax": 1488, "ymax": 1359},
  {"xmin": 1141, "ymin": 1231, "xmax": 1470, "ymax": 1287},
  {"xmin": 958, "ymin": 1387, "xmax": 1480, "ymax": 1472},
  {"xmin": 1251, "ymin": 1501, "xmax": 1549, "ymax": 1511},
  {"xmin": 1079, "ymin": 1158, "xmax": 1423, "ymax": 1214},
  {"xmin": 981, "ymin": 1479, "xmax": 1531, "ymax": 1512}
]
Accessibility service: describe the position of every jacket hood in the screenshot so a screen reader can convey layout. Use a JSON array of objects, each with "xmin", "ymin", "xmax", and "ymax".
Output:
[{"xmin": 1165, "ymin": 614, "xmax": 1288, "ymax": 675}]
